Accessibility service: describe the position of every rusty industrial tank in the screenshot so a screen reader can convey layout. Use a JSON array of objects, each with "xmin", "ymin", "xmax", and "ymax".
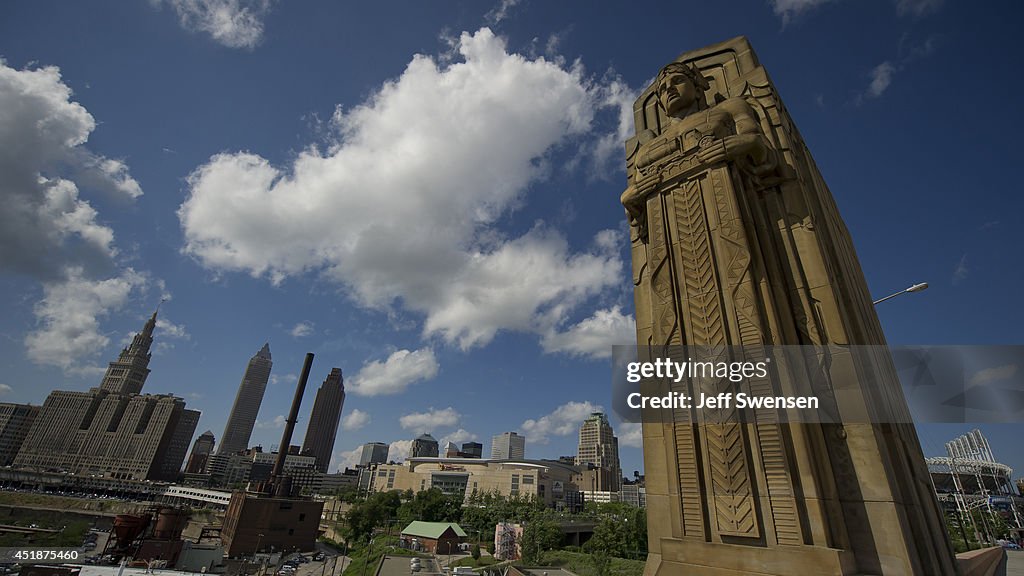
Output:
[
  {"xmin": 153, "ymin": 507, "xmax": 189, "ymax": 540},
  {"xmin": 112, "ymin": 513, "xmax": 151, "ymax": 549}
]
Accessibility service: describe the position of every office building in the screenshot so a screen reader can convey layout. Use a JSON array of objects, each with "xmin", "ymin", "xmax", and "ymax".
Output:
[
  {"xmin": 411, "ymin": 434, "xmax": 439, "ymax": 458},
  {"xmin": 490, "ymin": 432, "xmax": 525, "ymax": 460},
  {"xmin": 359, "ymin": 442, "xmax": 390, "ymax": 466},
  {"xmin": 300, "ymin": 368, "xmax": 345, "ymax": 473},
  {"xmin": 217, "ymin": 343, "xmax": 272, "ymax": 456},
  {"xmin": 460, "ymin": 442, "xmax": 482, "ymax": 458},
  {"xmin": 13, "ymin": 310, "xmax": 199, "ymax": 481},
  {"xmin": 0, "ymin": 403, "xmax": 40, "ymax": 466},
  {"xmin": 367, "ymin": 457, "xmax": 582, "ymax": 508},
  {"xmin": 186, "ymin": 430, "xmax": 216, "ymax": 474},
  {"xmin": 575, "ymin": 412, "xmax": 620, "ymax": 491}
]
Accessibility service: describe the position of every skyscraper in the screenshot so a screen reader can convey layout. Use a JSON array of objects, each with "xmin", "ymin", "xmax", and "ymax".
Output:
[
  {"xmin": 575, "ymin": 412, "xmax": 620, "ymax": 491},
  {"xmin": 301, "ymin": 368, "xmax": 345, "ymax": 473},
  {"xmin": 14, "ymin": 309, "xmax": 200, "ymax": 481},
  {"xmin": 218, "ymin": 343, "xmax": 273, "ymax": 456},
  {"xmin": 98, "ymin": 310, "xmax": 156, "ymax": 395},
  {"xmin": 359, "ymin": 442, "xmax": 389, "ymax": 466},
  {"xmin": 460, "ymin": 442, "xmax": 483, "ymax": 458},
  {"xmin": 0, "ymin": 404, "xmax": 40, "ymax": 466},
  {"xmin": 410, "ymin": 434, "xmax": 439, "ymax": 458},
  {"xmin": 491, "ymin": 432, "xmax": 525, "ymax": 460},
  {"xmin": 186, "ymin": 430, "xmax": 216, "ymax": 473}
]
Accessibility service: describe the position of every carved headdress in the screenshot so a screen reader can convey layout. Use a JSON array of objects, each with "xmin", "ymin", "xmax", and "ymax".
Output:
[{"xmin": 658, "ymin": 61, "xmax": 710, "ymax": 91}]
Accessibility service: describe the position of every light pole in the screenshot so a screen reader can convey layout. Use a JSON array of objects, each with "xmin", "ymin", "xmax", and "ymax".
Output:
[{"xmin": 873, "ymin": 282, "xmax": 928, "ymax": 305}]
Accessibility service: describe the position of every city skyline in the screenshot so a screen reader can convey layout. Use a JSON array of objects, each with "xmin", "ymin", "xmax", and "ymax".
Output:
[{"xmin": 1, "ymin": 1, "xmax": 1021, "ymax": 481}]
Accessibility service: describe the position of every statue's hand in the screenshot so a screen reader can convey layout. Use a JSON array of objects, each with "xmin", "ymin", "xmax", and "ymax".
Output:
[
  {"xmin": 699, "ymin": 134, "xmax": 777, "ymax": 174},
  {"xmin": 697, "ymin": 139, "xmax": 729, "ymax": 166}
]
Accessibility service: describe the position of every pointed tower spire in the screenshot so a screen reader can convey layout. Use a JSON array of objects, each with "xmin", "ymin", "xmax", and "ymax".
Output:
[{"xmin": 98, "ymin": 307, "xmax": 158, "ymax": 395}]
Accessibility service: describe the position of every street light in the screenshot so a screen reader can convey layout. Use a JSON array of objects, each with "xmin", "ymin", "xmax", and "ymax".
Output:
[{"xmin": 873, "ymin": 282, "xmax": 928, "ymax": 305}]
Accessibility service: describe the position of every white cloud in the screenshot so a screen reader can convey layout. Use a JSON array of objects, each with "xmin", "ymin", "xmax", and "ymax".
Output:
[
  {"xmin": 866, "ymin": 61, "xmax": 896, "ymax": 98},
  {"xmin": 969, "ymin": 365, "xmax": 1017, "ymax": 387},
  {"xmin": 400, "ymin": 407, "xmax": 460, "ymax": 434},
  {"xmin": 769, "ymin": 0, "xmax": 833, "ymax": 22},
  {"xmin": 349, "ymin": 348, "xmax": 439, "ymax": 396},
  {"xmin": 179, "ymin": 28, "xmax": 623, "ymax": 352},
  {"xmin": 542, "ymin": 306, "xmax": 635, "ymax": 359},
  {"xmin": 485, "ymin": 0, "xmax": 520, "ymax": 25},
  {"xmin": 0, "ymin": 384, "xmax": 11, "ymax": 396},
  {"xmin": 255, "ymin": 414, "xmax": 285, "ymax": 429},
  {"xmin": 341, "ymin": 409, "xmax": 371, "ymax": 431},
  {"xmin": 895, "ymin": 0, "xmax": 942, "ymax": 17},
  {"xmin": 388, "ymin": 439, "xmax": 414, "ymax": 463},
  {"xmin": 333, "ymin": 446, "xmax": 363, "ymax": 472},
  {"xmin": 618, "ymin": 422, "xmax": 643, "ymax": 448},
  {"xmin": 520, "ymin": 400, "xmax": 602, "ymax": 444},
  {"xmin": 25, "ymin": 267, "xmax": 148, "ymax": 374},
  {"xmin": 0, "ymin": 59, "xmax": 141, "ymax": 281},
  {"xmin": 155, "ymin": 0, "xmax": 272, "ymax": 49},
  {"xmin": 588, "ymin": 78, "xmax": 639, "ymax": 178},
  {"xmin": 441, "ymin": 428, "xmax": 478, "ymax": 447},
  {"xmin": 953, "ymin": 254, "xmax": 968, "ymax": 284},
  {"xmin": 270, "ymin": 372, "xmax": 296, "ymax": 386},
  {"xmin": 0, "ymin": 59, "xmax": 149, "ymax": 372},
  {"xmin": 156, "ymin": 317, "xmax": 190, "ymax": 340},
  {"xmin": 289, "ymin": 321, "xmax": 314, "ymax": 338}
]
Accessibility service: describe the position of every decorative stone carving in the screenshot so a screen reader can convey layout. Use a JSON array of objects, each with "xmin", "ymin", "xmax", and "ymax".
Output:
[{"xmin": 624, "ymin": 37, "xmax": 958, "ymax": 575}]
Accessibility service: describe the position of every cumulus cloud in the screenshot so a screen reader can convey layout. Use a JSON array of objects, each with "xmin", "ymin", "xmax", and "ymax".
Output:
[
  {"xmin": 179, "ymin": 28, "xmax": 623, "ymax": 352},
  {"xmin": 289, "ymin": 321, "xmax": 314, "ymax": 338},
  {"xmin": 156, "ymin": 317, "xmax": 190, "ymax": 340},
  {"xmin": 333, "ymin": 446, "xmax": 363, "ymax": 471},
  {"xmin": 25, "ymin": 267, "xmax": 148, "ymax": 374},
  {"xmin": 769, "ymin": 0, "xmax": 833, "ymax": 23},
  {"xmin": 588, "ymin": 78, "xmax": 639, "ymax": 177},
  {"xmin": 341, "ymin": 408, "xmax": 371, "ymax": 431},
  {"xmin": 0, "ymin": 384, "xmax": 12, "ymax": 396},
  {"xmin": 441, "ymin": 428, "xmax": 478, "ymax": 447},
  {"xmin": 349, "ymin": 348, "xmax": 440, "ymax": 396},
  {"xmin": 520, "ymin": 400, "xmax": 602, "ymax": 444},
  {"xmin": 0, "ymin": 59, "xmax": 149, "ymax": 372},
  {"xmin": 0, "ymin": 59, "xmax": 141, "ymax": 281},
  {"xmin": 542, "ymin": 305, "xmax": 635, "ymax": 359},
  {"xmin": 388, "ymin": 439, "xmax": 414, "ymax": 463},
  {"xmin": 255, "ymin": 414, "xmax": 286, "ymax": 429},
  {"xmin": 155, "ymin": 0, "xmax": 272, "ymax": 49},
  {"xmin": 400, "ymin": 407, "xmax": 460, "ymax": 434},
  {"xmin": 617, "ymin": 422, "xmax": 643, "ymax": 448}
]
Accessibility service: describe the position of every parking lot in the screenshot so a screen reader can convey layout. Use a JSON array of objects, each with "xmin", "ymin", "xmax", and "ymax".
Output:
[{"xmin": 376, "ymin": 555, "xmax": 440, "ymax": 576}]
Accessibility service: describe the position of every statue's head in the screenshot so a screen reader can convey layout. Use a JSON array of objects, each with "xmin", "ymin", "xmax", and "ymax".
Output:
[{"xmin": 657, "ymin": 61, "xmax": 710, "ymax": 118}]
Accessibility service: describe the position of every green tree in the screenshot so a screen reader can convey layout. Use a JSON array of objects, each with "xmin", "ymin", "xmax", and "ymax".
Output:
[
  {"xmin": 471, "ymin": 544, "xmax": 481, "ymax": 561},
  {"xmin": 342, "ymin": 490, "xmax": 400, "ymax": 543},
  {"xmin": 520, "ymin": 515, "xmax": 562, "ymax": 564},
  {"xmin": 396, "ymin": 488, "xmax": 463, "ymax": 527}
]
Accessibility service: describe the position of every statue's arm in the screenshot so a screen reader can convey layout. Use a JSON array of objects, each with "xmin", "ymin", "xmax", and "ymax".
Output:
[{"xmin": 698, "ymin": 98, "xmax": 778, "ymax": 175}]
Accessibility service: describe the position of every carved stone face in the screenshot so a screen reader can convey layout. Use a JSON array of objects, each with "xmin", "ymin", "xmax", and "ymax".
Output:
[{"xmin": 658, "ymin": 70, "xmax": 700, "ymax": 118}]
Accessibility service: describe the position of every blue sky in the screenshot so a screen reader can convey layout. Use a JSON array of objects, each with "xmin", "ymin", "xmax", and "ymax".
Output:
[{"xmin": 0, "ymin": 0, "xmax": 1021, "ymax": 480}]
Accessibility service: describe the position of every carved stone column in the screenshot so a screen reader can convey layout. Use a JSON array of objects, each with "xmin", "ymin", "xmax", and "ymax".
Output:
[{"xmin": 625, "ymin": 37, "xmax": 958, "ymax": 576}]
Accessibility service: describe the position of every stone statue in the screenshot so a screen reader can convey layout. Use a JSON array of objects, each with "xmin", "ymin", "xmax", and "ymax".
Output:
[{"xmin": 623, "ymin": 38, "xmax": 958, "ymax": 575}]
